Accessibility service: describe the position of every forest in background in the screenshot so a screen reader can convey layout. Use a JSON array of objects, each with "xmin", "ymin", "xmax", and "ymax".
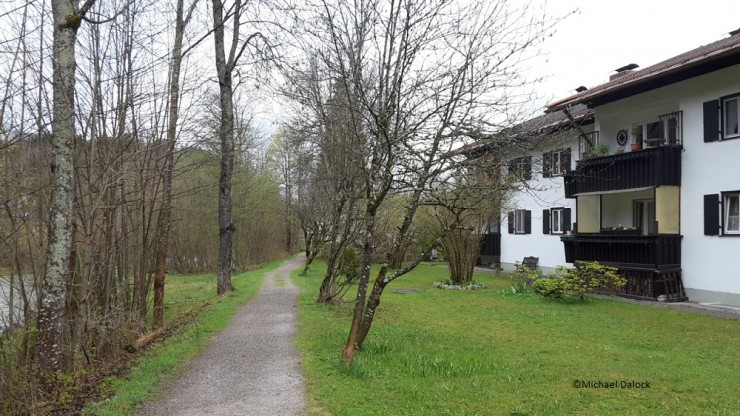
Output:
[{"xmin": 0, "ymin": 0, "xmax": 555, "ymax": 412}]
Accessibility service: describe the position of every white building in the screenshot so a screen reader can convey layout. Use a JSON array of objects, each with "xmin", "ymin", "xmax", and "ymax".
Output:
[{"xmin": 490, "ymin": 29, "xmax": 740, "ymax": 306}]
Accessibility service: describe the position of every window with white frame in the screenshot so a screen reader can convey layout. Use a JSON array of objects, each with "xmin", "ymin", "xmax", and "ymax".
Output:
[
  {"xmin": 725, "ymin": 193, "xmax": 740, "ymax": 234},
  {"xmin": 508, "ymin": 156, "xmax": 532, "ymax": 180},
  {"xmin": 637, "ymin": 111, "xmax": 683, "ymax": 147},
  {"xmin": 543, "ymin": 207, "xmax": 571, "ymax": 235},
  {"xmin": 508, "ymin": 209, "xmax": 531, "ymax": 235},
  {"xmin": 723, "ymin": 95, "xmax": 740, "ymax": 139},
  {"xmin": 543, "ymin": 149, "xmax": 571, "ymax": 177},
  {"xmin": 551, "ymin": 208, "xmax": 563, "ymax": 234},
  {"xmin": 515, "ymin": 210, "xmax": 527, "ymax": 234}
]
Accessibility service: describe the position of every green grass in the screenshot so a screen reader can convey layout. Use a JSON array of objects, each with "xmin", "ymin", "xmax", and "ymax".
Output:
[
  {"xmin": 83, "ymin": 260, "xmax": 283, "ymax": 416},
  {"xmin": 296, "ymin": 261, "xmax": 740, "ymax": 416}
]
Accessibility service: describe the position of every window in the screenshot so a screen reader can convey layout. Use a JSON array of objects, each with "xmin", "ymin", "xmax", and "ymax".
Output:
[
  {"xmin": 515, "ymin": 210, "xmax": 527, "ymax": 233},
  {"xmin": 579, "ymin": 131, "xmax": 599, "ymax": 159},
  {"xmin": 507, "ymin": 209, "xmax": 531, "ymax": 235},
  {"xmin": 633, "ymin": 199, "xmax": 656, "ymax": 235},
  {"xmin": 705, "ymin": 95, "xmax": 739, "ymax": 142},
  {"xmin": 723, "ymin": 95, "xmax": 740, "ymax": 138},
  {"xmin": 703, "ymin": 192, "xmax": 740, "ymax": 236},
  {"xmin": 542, "ymin": 148, "xmax": 571, "ymax": 177},
  {"xmin": 551, "ymin": 209, "xmax": 563, "ymax": 234},
  {"xmin": 638, "ymin": 111, "xmax": 683, "ymax": 147},
  {"xmin": 661, "ymin": 112, "xmax": 681, "ymax": 145},
  {"xmin": 542, "ymin": 207, "xmax": 571, "ymax": 235},
  {"xmin": 725, "ymin": 193, "xmax": 740, "ymax": 234},
  {"xmin": 508, "ymin": 156, "xmax": 532, "ymax": 180}
]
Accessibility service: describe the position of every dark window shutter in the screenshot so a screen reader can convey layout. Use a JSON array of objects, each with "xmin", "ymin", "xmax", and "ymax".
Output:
[
  {"xmin": 507, "ymin": 211, "xmax": 515, "ymax": 234},
  {"xmin": 524, "ymin": 210, "xmax": 532, "ymax": 234},
  {"xmin": 523, "ymin": 156, "xmax": 532, "ymax": 180},
  {"xmin": 542, "ymin": 152, "xmax": 551, "ymax": 178},
  {"xmin": 561, "ymin": 149, "xmax": 572, "ymax": 173},
  {"xmin": 542, "ymin": 209, "xmax": 550, "ymax": 234},
  {"xmin": 704, "ymin": 194, "xmax": 720, "ymax": 235},
  {"xmin": 703, "ymin": 100, "xmax": 719, "ymax": 142},
  {"xmin": 563, "ymin": 208, "xmax": 572, "ymax": 232}
]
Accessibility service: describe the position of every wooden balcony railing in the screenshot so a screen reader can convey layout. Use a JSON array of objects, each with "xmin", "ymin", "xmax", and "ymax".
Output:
[
  {"xmin": 479, "ymin": 233, "xmax": 501, "ymax": 257},
  {"xmin": 560, "ymin": 234, "xmax": 686, "ymax": 301},
  {"xmin": 564, "ymin": 145, "xmax": 682, "ymax": 197}
]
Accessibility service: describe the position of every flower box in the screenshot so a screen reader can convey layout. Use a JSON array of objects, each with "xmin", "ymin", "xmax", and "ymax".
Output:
[{"xmin": 599, "ymin": 227, "xmax": 641, "ymax": 236}]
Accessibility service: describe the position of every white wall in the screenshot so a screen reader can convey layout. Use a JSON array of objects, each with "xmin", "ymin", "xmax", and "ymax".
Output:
[
  {"xmin": 595, "ymin": 64, "xmax": 740, "ymax": 305},
  {"xmin": 500, "ymin": 133, "xmax": 581, "ymax": 271}
]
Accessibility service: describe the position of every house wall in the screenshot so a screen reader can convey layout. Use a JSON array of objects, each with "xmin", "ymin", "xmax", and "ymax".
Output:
[
  {"xmin": 594, "ymin": 64, "xmax": 740, "ymax": 306},
  {"xmin": 499, "ymin": 131, "xmax": 584, "ymax": 272},
  {"xmin": 577, "ymin": 195, "xmax": 600, "ymax": 232},
  {"xmin": 656, "ymin": 186, "xmax": 680, "ymax": 234}
]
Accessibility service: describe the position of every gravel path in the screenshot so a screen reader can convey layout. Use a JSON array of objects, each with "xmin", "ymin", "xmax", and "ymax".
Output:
[{"xmin": 142, "ymin": 255, "xmax": 307, "ymax": 416}]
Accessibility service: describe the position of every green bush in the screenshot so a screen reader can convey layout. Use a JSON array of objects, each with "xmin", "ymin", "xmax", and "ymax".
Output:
[
  {"xmin": 564, "ymin": 261, "xmax": 626, "ymax": 300},
  {"xmin": 530, "ymin": 262, "xmax": 627, "ymax": 300},
  {"xmin": 533, "ymin": 277, "xmax": 566, "ymax": 298},
  {"xmin": 338, "ymin": 246, "xmax": 361, "ymax": 282},
  {"xmin": 512, "ymin": 264, "xmax": 542, "ymax": 288}
]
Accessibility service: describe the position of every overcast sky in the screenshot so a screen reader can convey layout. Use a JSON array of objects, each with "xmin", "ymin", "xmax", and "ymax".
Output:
[
  {"xmin": 533, "ymin": 0, "xmax": 739, "ymax": 109},
  {"xmin": 255, "ymin": 1, "xmax": 740, "ymax": 134}
]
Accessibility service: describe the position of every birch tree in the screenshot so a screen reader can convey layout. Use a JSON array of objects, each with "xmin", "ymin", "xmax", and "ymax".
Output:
[{"xmin": 37, "ymin": 0, "xmax": 97, "ymax": 373}]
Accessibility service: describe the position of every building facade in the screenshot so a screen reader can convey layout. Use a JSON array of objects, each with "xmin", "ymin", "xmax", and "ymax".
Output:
[{"xmin": 491, "ymin": 30, "xmax": 740, "ymax": 306}]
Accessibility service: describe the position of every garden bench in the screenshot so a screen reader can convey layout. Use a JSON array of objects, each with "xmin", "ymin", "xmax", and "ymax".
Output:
[{"xmin": 518, "ymin": 256, "xmax": 539, "ymax": 271}]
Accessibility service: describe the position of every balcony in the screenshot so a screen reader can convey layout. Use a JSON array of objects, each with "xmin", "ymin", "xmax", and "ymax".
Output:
[
  {"xmin": 561, "ymin": 234, "xmax": 686, "ymax": 301},
  {"xmin": 564, "ymin": 145, "xmax": 682, "ymax": 198}
]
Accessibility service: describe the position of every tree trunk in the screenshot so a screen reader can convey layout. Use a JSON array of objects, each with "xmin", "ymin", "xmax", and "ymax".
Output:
[
  {"xmin": 212, "ymin": 0, "xmax": 236, "ymax": 295},
  {"xmin": 355, "ymin": 274, "xmax": 388, "ymax": 349},
  {"xmin": 37, "ymin": 0, "xmax": 87, "ymax": 373},
  {"xmin": 302, "ymin": 249, "xmax": 318, "ymax": 274},
  {"xmin": 154, "ymin": 0, "xmax": 193, "ymax": 327},
  {"xmin": 341, "ymin": 209, "xmax": 375, "ymax": 364}
]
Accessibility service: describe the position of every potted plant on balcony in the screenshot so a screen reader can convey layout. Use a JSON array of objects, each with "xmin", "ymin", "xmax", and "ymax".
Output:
[
  {"xmin": 600, "ymin": 226, "xmax": 640, "ymax": 235},
  {"xmin": 593, "ymin": 143, "xmax": 610, "ymax": 157}
]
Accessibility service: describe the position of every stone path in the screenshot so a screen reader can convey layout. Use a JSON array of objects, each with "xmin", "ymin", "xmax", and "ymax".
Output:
[{"xmin": 142, "ymin": 255, "xmax": 307, "ymax": 416}]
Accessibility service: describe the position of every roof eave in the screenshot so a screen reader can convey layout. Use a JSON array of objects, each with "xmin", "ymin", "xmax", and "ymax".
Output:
[{"xmin": 546, "ymin": 42, "xmax": 740, "ymax": 113}]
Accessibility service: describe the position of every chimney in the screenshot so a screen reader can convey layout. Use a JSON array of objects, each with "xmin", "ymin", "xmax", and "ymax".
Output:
[
  {"xmin": 575, "ymin": 86, "xmax": 588, "ymax": 93},
  {"xmin": 730, "ymin": 28, "xmax": 740, "ymax": 37},
  {"xmin": 610, "ymin": 63, "xmax": 639, "ymax": 81}
]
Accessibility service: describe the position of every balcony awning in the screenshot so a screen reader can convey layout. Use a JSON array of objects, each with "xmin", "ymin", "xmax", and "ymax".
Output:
[{"xmin": 573, "ymin": 186, "xmax": 655, "ymax": 197}]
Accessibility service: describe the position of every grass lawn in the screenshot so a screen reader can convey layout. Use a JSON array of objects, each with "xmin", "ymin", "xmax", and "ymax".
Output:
[
  {"xmin": 296, "ymin": 261, "xmax": 739, "ymax": 416},
  {"xmin": 84, "ymin": 260, "xmax": 283, "ymax": 416}
]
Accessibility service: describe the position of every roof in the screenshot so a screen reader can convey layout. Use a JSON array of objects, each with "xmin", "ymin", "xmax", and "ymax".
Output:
[
  {"xmin": 512, "ymin": 104, "xmax": 593, "ymax": 135},
  {"xmin": 547, "ymin": 31, "xmax": 740, "ymax": 112},
  {"xmin": 456, "ymin": 104, "xmax": 594, "ymax": 158}
]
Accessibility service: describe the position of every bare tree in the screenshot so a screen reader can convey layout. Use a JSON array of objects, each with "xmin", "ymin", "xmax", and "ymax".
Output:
[
  {"xmin": 210, "ymin": 0, "xmax": 269, "ymax": 294},
  {"xmin": 37, "ymin": 0, "xmax": 97, "ymax": 373},
  {"xmin": 153, "ymin": 0, "xmax": 198, "ymax": 328},
  {"xmin": 291, "ymin": 0, "xmax": 555, "ymax": 364}
]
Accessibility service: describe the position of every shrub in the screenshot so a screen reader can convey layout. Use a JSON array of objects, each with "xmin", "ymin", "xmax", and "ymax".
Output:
[
  {"xmin": 512, "ymin": 264, "xmax": 542, "ymax": 289},
  {"xmin": 533, "ymin": 277, "xmax": 566, "ymax": 298},
  {"xmin": 564, "ymin": 261, "xmax": 626, "ymax": 300},
  {"xmin": 338, "ymin": 246, "xmax": 361, "ymax": 282},
  {"xmin": 528, "ymin": 262, "xmax": 626, "ymax": 300}
]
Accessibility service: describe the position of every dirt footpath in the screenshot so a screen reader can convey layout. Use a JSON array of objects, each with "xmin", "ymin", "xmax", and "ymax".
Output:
[{"xmin": 142, "ymin": 255, "xmax": 307, "ymax": 416}]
